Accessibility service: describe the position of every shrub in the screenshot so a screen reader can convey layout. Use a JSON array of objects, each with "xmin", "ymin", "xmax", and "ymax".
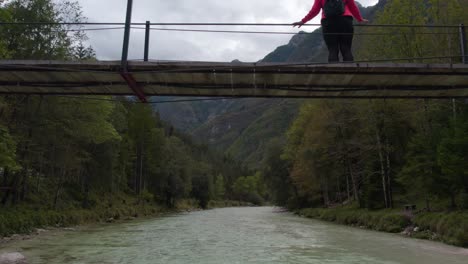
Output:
[
  {"xmin": 414, "ymin": 212, "xmax": 468, "ymax": 247},
  {"xmin": 459, "ymin": 191, "xmax": 468, "ymax": 210},
  {"xmin": 299, "ymin": 208, "xmax": 408, "ymax": 233}
]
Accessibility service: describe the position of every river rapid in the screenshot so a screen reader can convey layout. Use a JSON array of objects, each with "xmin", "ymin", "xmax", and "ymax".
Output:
[{"xmin": 1, "ymin": 207, "xmax": 467, "ymax": 264}]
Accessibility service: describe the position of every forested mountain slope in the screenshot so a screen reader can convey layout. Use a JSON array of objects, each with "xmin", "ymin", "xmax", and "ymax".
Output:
[{"xmin": 154, "ymin": 1, "xmax": 386, "ymax": 169}]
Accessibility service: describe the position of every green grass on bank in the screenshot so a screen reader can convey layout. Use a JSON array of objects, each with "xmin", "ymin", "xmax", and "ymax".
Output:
[
  {"xmin": 208, "ymin": 200, "xmax": 254, "ymax": 209},
  {"xmin": 174, "ymin": 200, "xmax": 254, "ymax": 211},
  {"xmin": 297, "ymin": 207, "xmax": 468, "ymax": 248},
  {"xmin": 299, "ymin": 207, "xmax": 410, "ymax": 233},
  {"xmin": 0, "ymin": 193, "xmax": 165, "ymax": 237},
  {"xmin": 413, "ymin": 212, "xmax": 468, "ymax": 247},
  {"xmin": 0, "ymin": 196, "xmax": 257, "ymax": 238}
]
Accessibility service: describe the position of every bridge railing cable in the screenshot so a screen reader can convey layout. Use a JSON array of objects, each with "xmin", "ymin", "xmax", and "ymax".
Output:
[
  {"xmin": 0, "ymin": 21, "xmax": 465, "ymax": 64},
  {"xmin": 0, "ymin": 22, "xmax": 462, "ymax": 28},
  {"xmin": 7, "ymin": 25, "xmax": 459, "ymax": 36}
]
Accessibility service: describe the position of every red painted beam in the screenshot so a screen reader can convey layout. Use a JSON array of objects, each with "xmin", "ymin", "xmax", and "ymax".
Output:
[{"xmin": 120, "ymin": 71, "xmax": 148, "ymax": 103}]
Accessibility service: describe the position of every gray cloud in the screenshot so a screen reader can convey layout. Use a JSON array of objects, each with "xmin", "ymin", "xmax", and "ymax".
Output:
[{"xmin": 78, "ymin": 0, "xmax": 378, "ymax": 62}]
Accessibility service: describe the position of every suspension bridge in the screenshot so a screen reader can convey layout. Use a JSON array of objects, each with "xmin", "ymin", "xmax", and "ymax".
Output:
[
  {"xmin": 0, "ymin": 0, "xmax": 467, "ymax": 102},
  {"xmin": 1, "ymin": 60, "xmax": 468, "ymax": 102}
]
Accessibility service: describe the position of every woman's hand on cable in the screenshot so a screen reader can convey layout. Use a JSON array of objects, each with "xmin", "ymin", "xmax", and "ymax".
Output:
[
  {"xmin": 292, "ymin": 21, "xmax": 304, "ymax": 28},
  {"xmin": 361, "ymin": 19, "xmax": 369, "ymax": 23}
]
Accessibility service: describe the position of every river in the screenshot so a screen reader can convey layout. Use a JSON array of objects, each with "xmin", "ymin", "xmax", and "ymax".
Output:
[{"xmin": 1, "ymin": 207, "xmax": 467, "ymax": 264}]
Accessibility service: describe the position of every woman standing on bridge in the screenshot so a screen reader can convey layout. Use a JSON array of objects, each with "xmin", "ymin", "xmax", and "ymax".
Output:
[{"xmin": 293, "ymin": 0, "xmax": 368, "ymax": 62}]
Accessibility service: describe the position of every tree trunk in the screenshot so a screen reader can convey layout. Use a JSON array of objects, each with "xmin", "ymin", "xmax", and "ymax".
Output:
[
  {"xmin": 385, "ymin": 139, "xmax": 393, "ymax": 208},
  {"xmin": 10, "ymin": 173, "xmax": 21, "ymax": 205},
  {"xmin": 134, "ymin": 150, "xmax": 138, "ymax": 194},
  {"xmin": 139, "ymin": 139, "xmax": 144, "ymax": 193},
  {"xmin": 19, "ymin": 167, "xmax": 28, "ymax": 202},
  {"xmin": 425, "ymin": 196, "xmax": 431, "ymax": 212},
  {"xmin": 337, "ymin": 167, "xmax": 342, "ymax": 203},
  {"xmin": 135, "ymin": 143, "xmax": 142, "ymax": 195},
  {"xmin": 450, "ymin": 193, "xmax": 457, "ymax": 209},
  {"xmin": 1, "ymin": 167, "xmax": 8, "ymax": 189},
  {"xmin": 423, "ymin": 99, "xmax": 434, "ymax": 212},
  {"xmin": 347, "ymin": 160, "xmax": 360, "ymax": 204},
  {"xmin": 1, "ymin": 168, "xmax": 11, "ymax": 206},
  {"xmin": 452, "ymin": 99, "xmax": 457, "ymax": 123},
  {"xmin": 376, "ymin": 129, "xmax": 389, "ymax": 208},
  {"xmin": 321, "ymin": 176, "xmax": 329, "ymax": 207},
  {"xmin": 36, "ymin": 157, "xmax": 43, "ymax": 193},
  {"xmin": 82, "ymin": 167, "xmax": 90, "ymax": 208},
  {"xmin": 54, "ymin": 168, "xmax": 65, "ymax": 210},
  {"xmin": 346, "ymin": 171, "xmax": 351, "ymax": 201}
]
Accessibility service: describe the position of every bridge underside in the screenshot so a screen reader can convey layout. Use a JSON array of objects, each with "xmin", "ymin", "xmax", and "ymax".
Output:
[{"xmin": 1, "ymin": 60, "xmax": 468, "ymax": 99}]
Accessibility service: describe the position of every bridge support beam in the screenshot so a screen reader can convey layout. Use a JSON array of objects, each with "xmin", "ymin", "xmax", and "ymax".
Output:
[
  {"xmin": 144, "ymin": 21, "xmax": 150, "ymax": 62},
  {"xmin": 120, "ymin": 0, "xmax": 147, "ymax": 102},
  {"xmin": 120, "ymin": 72, "xmax": 148, "ymax": 103},
  {"xmin": 121, "ymin": 0, "xmax": 133, "ymax": 70}
]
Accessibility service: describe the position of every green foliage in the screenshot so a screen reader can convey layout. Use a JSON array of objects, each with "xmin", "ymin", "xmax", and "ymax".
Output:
[
  {"xmin": 157, "ymin": 136, "xmax": 192, "ymax": 206},
  {"xmin": 266, "ymin": 0, "xmax": 468, "ymax": 216},
  {"xmin": 0, "ymin": 5, "xmax": 11, "ymax": 59},
  {"xmin": 207, "ymin": 200, "xmax": 252, "ymax": 208},
  {"xmin": 261, "ymin": 138, "xmax": 292, "ymax": 206},
  {"xmin": 232, "ymin": 172, "xmax": 266, "ymax": 205},
  {"xmin": 214, "ymin": 174, "xmax": 225, "ymax": 199},
  {"xmin": 398, "ymin": 132, "xmax": 442, "ymax": 202},
  {"xmin": 282, "ymin": 103, "xmax": 314, "ymax": 162},
  {"xmin": 0, "ymin": 193, "xmax": 163, "ymax": 237},
  {"xmin": 189, "ymin": 161, "xmax": 215, "ymax": 208},
  {"xmin": 414, "ymin": 212, "xmax": 468, "ymax": 247},
  {"xmin": 191, "ymin": 167, "xmax": 213, "ymax": 209},
  {"xmin": 299, "ymin": 207, "xmax": 410, "ymax": 233},
  {"xmin": 459, "ymin": 191, "xmax": 468, "ymax": 210},
  {"xmin": 279, "ymin": 99, "xmax": 468, "ymax": 213},
  {"xmin": 437, "ymin": 119, "xmax": 468, "ymax": 205},
  {"xmin": 226, "ymin": 100, "xmax": 300, "ymax": 169},
  {"xmin": 359, "ymin": 0, "xmax": 464, "ymax": 63},
  {"xmin": 0, "ymin": 0, "xmax": 242, "ymax": 235},
  {"xmin": 0, "ymin": 0, "xmax": 95, "ymax": 60},
  {"xmin": 0, "ymin": 125, "xmax": 20, "ymax": 171},
  {"xmin": 233, "ymin": 175, "xmax": 257, "ymax": 195}
]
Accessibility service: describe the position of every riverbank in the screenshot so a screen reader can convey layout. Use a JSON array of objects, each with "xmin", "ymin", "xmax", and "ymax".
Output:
[
  {"xmin": 0, "ymin": 194, "xmax": 168, "ymax": 240},
  {"xmin": 297, "ymin": 207, "xmax": 468, "ymax": 248}
]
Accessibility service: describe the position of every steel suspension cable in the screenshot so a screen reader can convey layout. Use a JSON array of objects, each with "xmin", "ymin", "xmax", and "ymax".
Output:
[
  {"xmin": 0, "ymin": 22, "xmax": 462, "ymax": 28},
  {"xmin": 129, "ymin": 27, "xmax": 458, "ymax": 36}
]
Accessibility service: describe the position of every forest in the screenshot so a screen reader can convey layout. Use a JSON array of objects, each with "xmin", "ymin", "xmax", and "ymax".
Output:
[
  {"xmin": 258, "ymin": 0, "xmax": 468, "ymax": 246},
  {"xmin": 0, "ymin": 0, "xmax": 255, "ymax": 236},
  {"xmin": 261, "ymin": 0, "xmax": 468, "ymax": 211}
]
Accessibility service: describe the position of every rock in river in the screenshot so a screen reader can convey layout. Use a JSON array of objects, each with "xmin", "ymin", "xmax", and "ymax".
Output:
[{"xmin": 0, "ymin": 252, "xmax": 27, "ymax": 264}]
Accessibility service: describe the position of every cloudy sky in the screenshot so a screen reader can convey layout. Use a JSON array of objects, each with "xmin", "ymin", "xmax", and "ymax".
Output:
[{"xmin": 77, "ymin": 0, "xmax": 378, "ymax": 62}]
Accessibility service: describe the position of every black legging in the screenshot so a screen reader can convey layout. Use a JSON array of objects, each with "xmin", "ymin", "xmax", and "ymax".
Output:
[{"xmin": 321, "ymin": 16, "xmax": 354, "ymax": 62}]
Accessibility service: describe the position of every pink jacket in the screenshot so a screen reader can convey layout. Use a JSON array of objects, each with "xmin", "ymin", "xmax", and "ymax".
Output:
[{"xmin": 301, "ymin": 0, "xmax": 364, "ymax": 23}]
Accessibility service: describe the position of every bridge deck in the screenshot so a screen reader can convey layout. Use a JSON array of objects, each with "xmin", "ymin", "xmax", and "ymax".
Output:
[{"xmin": 0, "ymin": 60, "xmax": 468, "ymax": 99}]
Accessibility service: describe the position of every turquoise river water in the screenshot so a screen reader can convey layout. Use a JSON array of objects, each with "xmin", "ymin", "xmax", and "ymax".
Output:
[{"xmin": 1, "ymin": 207, "xmax": 468, "ymax": 264}]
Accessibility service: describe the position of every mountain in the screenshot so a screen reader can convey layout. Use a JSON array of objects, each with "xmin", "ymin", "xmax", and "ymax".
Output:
[
  {"xmin": 153, "ymin": 1, "xmax": 388, "ymax": 169},
  {"xmin": 151, "ymin": 97, "xmax": 237, "ymax": 132},
  {"xmin": 262, "ymin": 29, "xmax": 327, "ymax": 63}
]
